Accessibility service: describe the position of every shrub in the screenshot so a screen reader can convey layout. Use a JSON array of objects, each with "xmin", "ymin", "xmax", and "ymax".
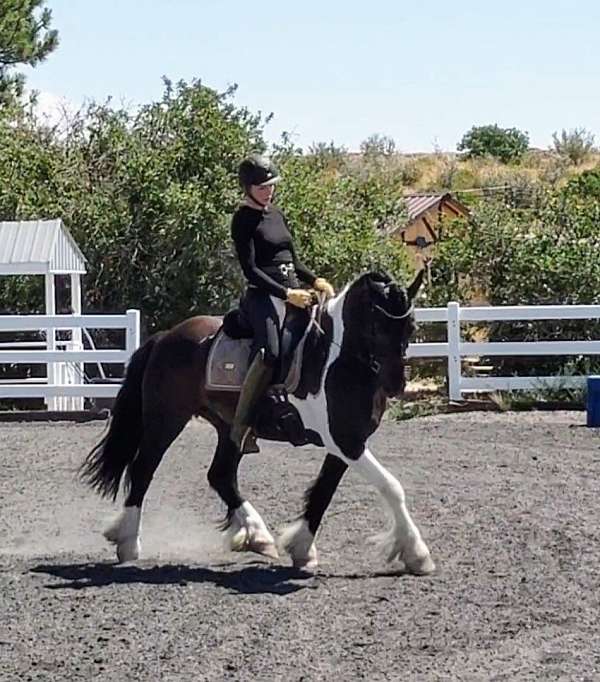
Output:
[
  {"xmin": 457, "ymin": 124, "xmax": 529, "ymax": 163},
  {"xmin": 552, "ymin": 128, "xmax": 596, "ymax": 166},
  {"xmin": 565, "ymin": 165, "xmax": 600, "ymax": 199}
]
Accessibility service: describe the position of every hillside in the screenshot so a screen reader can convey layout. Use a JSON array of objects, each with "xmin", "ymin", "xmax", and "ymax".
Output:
[{"xmin": 338, "ymin": 149, "xmax": 600, "ymax": 197}]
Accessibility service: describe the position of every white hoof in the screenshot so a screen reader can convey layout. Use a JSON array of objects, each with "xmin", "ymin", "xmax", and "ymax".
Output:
[
  {"xmin": 227, "ymin": 527, "xmax": 279, "ymax": 559},
  {"xmin": 404, "ymin": 553, "xmax": 436, "ymax": 576},
  {"xmin": 247, "ymin": 538, "xmax": 280, "ymax": 560},
  {"xmin": 103, "ymin": 507, "xmax": 142, "ymax": 563},
  {"xmin": 291, "ymin": 545, "xmax": 318, "ymax": 570},
  {"xmin": 227, "ymin": 526, "xmax": 250, "ymax": 553},
  {"xmin": 116, "ymin": 537, "xmax": 141, "ymax": 563},
  {"xmin": 225, "ymin": 502, "xmax": 277, "ymax": 559},
  {"xmin": 279, "ymin": 519, "xmax": 318, "ymax": 570},
  {"xmin": 372, "ymin": 528, "xmax": 435, "ymax": 575},
  {"xmin": 103, "ymin": 524, "xmax": 120, "ymax": 544}
]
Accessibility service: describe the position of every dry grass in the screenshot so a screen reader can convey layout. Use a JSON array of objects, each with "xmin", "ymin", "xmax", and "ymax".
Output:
[
  {"xmin": 344, "ymin": 150, "xmax": 600, "ymax": 194},
  {"xmin": 403, "ymin": 150, "xmax": 600, "ymax": 193}
]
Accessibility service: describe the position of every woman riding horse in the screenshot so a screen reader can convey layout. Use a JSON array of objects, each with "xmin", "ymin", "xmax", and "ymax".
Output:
[
  {"xmin": 80, "ymin": 159, "xmax": 434, "ymax": 574},
  {"xmin": 230, "ymin": 155, "xmax": 335, "ymax": 452}
]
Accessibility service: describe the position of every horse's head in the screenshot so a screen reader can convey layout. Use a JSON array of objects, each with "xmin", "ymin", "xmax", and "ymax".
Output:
[{"xmin": 343, "ymin": 269, "xmax": 424, "ymax": 396}]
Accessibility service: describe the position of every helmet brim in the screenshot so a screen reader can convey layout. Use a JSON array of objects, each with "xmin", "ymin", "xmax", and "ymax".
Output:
[{"xmin": 257, "ymin": 175, "xmax": 281, "ymax": 187}]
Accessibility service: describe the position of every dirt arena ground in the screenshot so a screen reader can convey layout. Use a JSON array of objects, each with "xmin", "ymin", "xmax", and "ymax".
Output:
[{"xmin": 1, "ymin": 412, "xmax": 599, "ymax": 681}]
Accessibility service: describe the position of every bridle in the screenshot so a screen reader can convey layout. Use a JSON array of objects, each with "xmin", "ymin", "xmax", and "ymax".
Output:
[
  {"xmin": 313, "ymin": 291, "xmax": 414, "ymax": 376},
  {"xmin": 373, "ymin": 302, "xmax": 415, "ymax": 320}
]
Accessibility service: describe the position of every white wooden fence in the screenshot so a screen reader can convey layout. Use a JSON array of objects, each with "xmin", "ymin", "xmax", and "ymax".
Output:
[
  {"xmin": 1, "ymin": 303, "xmax": 599, "ymax": 409},
  {"xmin": 408, "ymin": 302, "xmax": 600, "ymax": 400},
  {"xmin": 0, "ymin": 310, "xmax": 140, "ymax": 410}
]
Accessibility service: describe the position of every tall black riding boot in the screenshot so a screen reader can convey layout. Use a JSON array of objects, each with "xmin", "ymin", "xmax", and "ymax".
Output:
[{"xmin": 230, "ymin": 350, "xmax": 273, "ymax": 453}]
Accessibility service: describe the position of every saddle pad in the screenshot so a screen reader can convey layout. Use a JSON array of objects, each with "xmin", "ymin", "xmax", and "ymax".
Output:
[
  {"xmin": 205, "ymin": 330, "xmax": 252, "ymax": 391},
  {"xmin": 205, "ymin": 311, "xmax": 317, "ymax": 393}
]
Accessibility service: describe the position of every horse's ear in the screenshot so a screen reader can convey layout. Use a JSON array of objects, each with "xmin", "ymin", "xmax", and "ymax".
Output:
[{"xmin": 407, "ymin": 269, "xmax": 425, "ymax": 302}]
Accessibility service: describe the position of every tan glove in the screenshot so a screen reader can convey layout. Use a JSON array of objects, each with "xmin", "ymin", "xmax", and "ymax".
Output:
[
  {"xmin": 286, "ymin": 288, "xmax": 313, "ymax": 309},
  {"xmin": 313, "ymin": 277, "xmax": 335, "ymax": 300}
]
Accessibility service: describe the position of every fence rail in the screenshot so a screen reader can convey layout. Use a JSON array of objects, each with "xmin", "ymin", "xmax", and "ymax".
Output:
[
  {"xmin": 1, "ymin": 303, "xmax": 599, "ymax": 408},
  {"xmin": 0, "ymin": 309, "xmax": 140, "ymax": 408},
  {"xmin": 408, "ymin": 302, "xmax": 600, "ymax": 400}
]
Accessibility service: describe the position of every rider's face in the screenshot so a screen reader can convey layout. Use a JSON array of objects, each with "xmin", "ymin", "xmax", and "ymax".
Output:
[{"xmin": 250, "ymin": 183, "xmax": 275, "ymax": 205}]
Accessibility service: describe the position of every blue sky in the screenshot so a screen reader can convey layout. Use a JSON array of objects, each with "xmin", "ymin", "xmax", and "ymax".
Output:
[{"xmin": 25, "ymin": 0, "xmax": 600, "ymax": 152}]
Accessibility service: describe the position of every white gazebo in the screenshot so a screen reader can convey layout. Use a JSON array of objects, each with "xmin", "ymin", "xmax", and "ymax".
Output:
[{"xmin": 0, "ymin": 219, "xmax": 87, "ymax": 409}]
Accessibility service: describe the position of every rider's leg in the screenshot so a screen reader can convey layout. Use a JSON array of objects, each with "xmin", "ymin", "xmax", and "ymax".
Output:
[
  {"xmin": 277, "ymin": 305, "xmax": 310, "ymax": 383},
  {"xmin": 230, "ymin": 290, "xmax": 283, "ymax": 452}
]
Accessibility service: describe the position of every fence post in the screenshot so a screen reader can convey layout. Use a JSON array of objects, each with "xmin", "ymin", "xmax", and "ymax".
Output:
[
  {"xmin": 70, "ymin": 273, "xmax": 84, "ymax": 411},
  {"xmin": 126, "ymin": 310, "xmax": 141, "ymax": 364},
  {"xmin": 447, "ymin": 301, "xmax": 462, "ymax": 401},
  {"xmin": 44, "ymin": 274, "xmax": 58, "ymax": 411}
]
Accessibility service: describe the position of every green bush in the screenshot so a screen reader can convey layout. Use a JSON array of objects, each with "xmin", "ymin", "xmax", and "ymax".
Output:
[
  {"xmin": 1, "ymin": 79, "xmax": 266, "ymax": 332},
  {"xmin": 274, "ymin": 153, "xmax": 411, "ymax": 286},
  {"xmin": 427, "ymin": 193, "xmax": 600, "ymax": 375},
  {"xmin": 0, "ymin": 81, "xmax": 412, "ymax": 334},
  {"xmin": 457, "ymin": 124, "xmax": 529, "ymax": 163},
  {"xmin": 565, "ymin": 165, "xmax": 600, "ymax": 199}
]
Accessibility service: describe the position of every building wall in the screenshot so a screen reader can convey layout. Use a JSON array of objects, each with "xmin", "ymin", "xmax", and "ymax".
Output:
[{"xmin": 401, "ymin": 205, "xmax": 459, "ymax": 265}]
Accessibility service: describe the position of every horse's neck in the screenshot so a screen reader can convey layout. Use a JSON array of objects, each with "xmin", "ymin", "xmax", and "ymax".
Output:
[
  {"xmin": 326, "ymin": 284, "xmax": 371, "ymax": 358},
  {"xmin": 324, "ymin": 286, "xmax": 348, "ymax": 346}
]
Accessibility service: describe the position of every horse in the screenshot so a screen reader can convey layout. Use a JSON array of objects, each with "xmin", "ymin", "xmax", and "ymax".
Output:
[{"xmin": 80, "ymin": 269, "xmax": 436, "ymax": 576}]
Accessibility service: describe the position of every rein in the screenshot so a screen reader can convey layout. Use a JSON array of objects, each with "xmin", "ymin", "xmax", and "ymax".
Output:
[{"xmin": 373, "ymin": 303, "xmax": 415, "ymax": 320}]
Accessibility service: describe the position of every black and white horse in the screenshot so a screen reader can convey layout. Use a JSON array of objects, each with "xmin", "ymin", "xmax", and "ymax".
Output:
[{"xmin": 81, "ymin": 270, "xmax": 435, "ymax": 575}]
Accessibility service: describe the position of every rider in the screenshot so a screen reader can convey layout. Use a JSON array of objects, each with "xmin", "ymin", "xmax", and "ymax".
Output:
[{"xmin": 230, "ymin": 154, "xmax": 335, "ymax": 451}]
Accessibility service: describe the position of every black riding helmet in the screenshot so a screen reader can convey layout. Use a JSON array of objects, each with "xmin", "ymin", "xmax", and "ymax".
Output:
[{"xmin": 238, "ymin": 155, "xmax": 280, "ymax": 192}]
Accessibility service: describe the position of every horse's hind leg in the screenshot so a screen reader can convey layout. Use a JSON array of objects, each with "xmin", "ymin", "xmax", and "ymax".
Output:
[
  {"xmin": 104, "ymin": 411, "xmax": 189, "ymax": 562},
  {"xmin": 207, "ymin": 422, "xmax": 278, "ymax": 559},
  {"xmin": 280, "ymin": 453, "xmax": 348, "ymax": 569}
]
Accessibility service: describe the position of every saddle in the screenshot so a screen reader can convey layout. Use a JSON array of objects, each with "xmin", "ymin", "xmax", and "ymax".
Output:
[{"xmin": 205, "ymin": 306, "xmax": 314, "ymax": 395}]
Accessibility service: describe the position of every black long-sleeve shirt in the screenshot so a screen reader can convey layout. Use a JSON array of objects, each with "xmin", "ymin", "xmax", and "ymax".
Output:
[{"xmin": 231, "ymin": 205, "xmax": 317, "ymax": 299}]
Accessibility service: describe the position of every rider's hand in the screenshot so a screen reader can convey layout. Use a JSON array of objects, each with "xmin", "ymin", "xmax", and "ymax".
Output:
[
  {"xmin": 286, "ymin": 288, "xmax": 313, "ymax": 309},
  {"xmin": 313, "ymin": 277, "xmax": 335, "ymax": 300}
]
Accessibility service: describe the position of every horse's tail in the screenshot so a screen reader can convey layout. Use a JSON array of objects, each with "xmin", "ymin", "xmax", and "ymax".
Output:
[{"xmin": 80, "ymin": 334, "xmax": 159, "ymax": 500}]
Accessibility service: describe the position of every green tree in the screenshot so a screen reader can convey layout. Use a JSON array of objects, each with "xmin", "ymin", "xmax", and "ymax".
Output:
[
  {"xmin": 0, "ymin": 79, "xmax": 267, "ymax": 330},
  {"xmin": 0, "ymin": 0, "xmax": 58, "ymax": 105},
  {"xmin": 427, "ymin": 193, "xmax": 600, "ymax": 374},
  {"xmin": 457, "ymin": 124, "xmax": 529, "ymax": 163},
  {"xmin": 1, "ymin": 78, "xmax": 414, "ymax": 332},
  {"xmin": 307, "ymin": 140, "xmax": 346, "ymax": 156}
]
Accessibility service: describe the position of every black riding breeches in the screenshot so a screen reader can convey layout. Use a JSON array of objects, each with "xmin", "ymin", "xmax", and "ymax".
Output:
[
  {"xmin": 240, "ymin": 288, "xmax": 283, "ymax": 370},
  {"xmin": 239, "ymin": 288, "xmax": 309, "ymax": 384}
]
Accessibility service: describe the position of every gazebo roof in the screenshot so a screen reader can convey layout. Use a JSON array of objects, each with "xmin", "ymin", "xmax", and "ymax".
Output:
[{"xmin": 0, "ymin": 219, "xmax": 86, "ymax": 275}]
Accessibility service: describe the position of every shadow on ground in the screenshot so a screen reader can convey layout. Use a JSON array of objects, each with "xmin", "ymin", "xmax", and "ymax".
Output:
[{"xmin": 30, "ymin": 560, "xmax": 317, "ymax": 596}]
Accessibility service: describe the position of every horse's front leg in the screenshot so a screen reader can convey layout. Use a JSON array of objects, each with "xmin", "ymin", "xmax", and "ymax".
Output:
[
  {"xmin": 207, "ymin": 425, "xmax": 278, "ymax": 559},
  {"xmin": 280, "ymin": 453, "xmax": 348, "ymax": 569},
  {"xmin": 352, "ymin": 446, "xmax": 435, "ymax": 575}
]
